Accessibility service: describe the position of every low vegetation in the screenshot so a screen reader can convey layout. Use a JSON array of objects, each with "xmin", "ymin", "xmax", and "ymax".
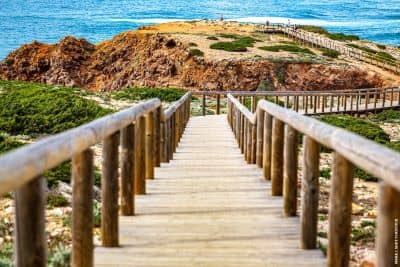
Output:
[
  {"xmin": 206, "ymin": 36, "xmax": 219, "ymax": 40},
  {"xmin": 0, "ymin": 80, "xmax": 111, "ymax": 135},
  {"xmin": 189, "ymin": 48, "xmax": 204, "ymax": 57},
  {"xmin": 320, "ymin": 48, "xmax": 340, "ymax": 58},
  {"xmin": 112, "ymin": 87, "xmax": 185, "ymax": 102},
  {"xmin": 376, "ymin": 44, "xmax": 386, "ymax": 50},
  {"xmin": 259, "ymin": 44, "xmax": 314, "ymax": 55},
  {"xmin": 370, "ymin": 109, "xmax": 400, "ymax": 123},
  {"xmin": 317, "ymin": 115, "xmax": 392, "ymax": 181},
  {"xmin": 210, "ymin": 36, "xmax": 259, "ymax": 52},
  {"xmin": 299, "ymin": 25, "xmax": 359, "ymax": 41},
  {"xmin": 0, "ymin": 132, "xmax": 23, "ymax": 154},
  {"xmin": 47, "ymin": 195, "xmax": 69, "ymax": 208},
  {"xmin": 347, "ymin": 43, "xmax": 395, "ymax": 61}
]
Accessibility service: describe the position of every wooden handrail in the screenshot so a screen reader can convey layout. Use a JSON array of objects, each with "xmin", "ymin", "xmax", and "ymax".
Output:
[
  {"xmin": 0, "ymin": 93, "xmax": 192, "ymax": 267},
  {"xmin": 227, "ymin": 93, "xmax": 400, "ymax": 266},
  {"xmin": 196, "ymin": 86, "xmax": 400, "ymax": 116}
]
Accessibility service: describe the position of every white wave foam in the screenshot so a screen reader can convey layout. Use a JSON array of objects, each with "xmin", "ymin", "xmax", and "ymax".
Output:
[
  {"xmin": 109, "ymin": 18, "xmax": 189, "ymax": 24},
  {"xmin": 227, "ymin": 16, "xmax": 398, "ymax": 27}
]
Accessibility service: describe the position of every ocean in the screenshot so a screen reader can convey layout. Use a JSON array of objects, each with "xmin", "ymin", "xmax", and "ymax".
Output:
[{"xmin": 0, "ymin": 0, "xmax": 399, "ymax": 59}]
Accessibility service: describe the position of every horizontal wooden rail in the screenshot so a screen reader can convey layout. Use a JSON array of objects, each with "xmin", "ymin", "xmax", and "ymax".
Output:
[
  {"xmin": 195, "ymin": 86, "xmax": 400, "ymax": 117},
  {"xmin": 227, "ymin": 93, "xmax": 400, "ymax": 267},
  {"xmin": 0, "ymin": 93, "xmax": 191, "ymax": 267}
]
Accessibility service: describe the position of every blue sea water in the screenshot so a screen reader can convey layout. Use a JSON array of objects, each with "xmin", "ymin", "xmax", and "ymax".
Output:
[{"xmin": 0, "ymin": 0, "xmax": 399, "ymax": 59}]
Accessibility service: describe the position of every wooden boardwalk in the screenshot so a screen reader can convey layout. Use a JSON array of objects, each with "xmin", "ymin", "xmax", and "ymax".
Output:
[{"xmin": 94, "ymin": 115, "xmax": 326, "ymax": 267}]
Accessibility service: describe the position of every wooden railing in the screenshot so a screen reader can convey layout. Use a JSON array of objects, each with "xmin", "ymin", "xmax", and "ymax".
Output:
[
  {"xmin": 227, "ymin": 93, "xmax": 400, "ymax": 267},
  {"xmin": 0, "ymin": 92, "xmax": 191, "ymax": 267},
  {"xmin": 257, "ymin": 24, "xmax": 400, "ymax": 74},
  {"xmin": 194, "ymin": 86, "xmax": 400, "ymax": 116}
]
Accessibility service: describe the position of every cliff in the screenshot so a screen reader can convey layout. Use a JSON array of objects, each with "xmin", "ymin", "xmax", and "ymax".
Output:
[{"xmin": 0, "ymin": 23, "xmax": 385, "ymax": 92}]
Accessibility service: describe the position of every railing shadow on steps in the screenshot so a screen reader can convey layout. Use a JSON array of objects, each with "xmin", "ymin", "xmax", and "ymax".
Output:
[
  {"xmin": 0, "ymin": 92, "xmax": 191, "ymax": 267},
  {"xmin": 227, "ymin": 93, "xmax": 400, "ymax": 267},
  {"xmin": 194, "ymin": 86, "xmax": 400, "ymax": 116}
]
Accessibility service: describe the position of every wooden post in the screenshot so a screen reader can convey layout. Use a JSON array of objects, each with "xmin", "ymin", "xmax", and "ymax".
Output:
[
  {"xmin": 72, "ymin": 149, "xmax": 94, "ymax": 267},
  {"xmin": 263, "ymin": 114, "xmax": 273, "ymax": 180},
  {"xmin": 330, "ymin": 95, "xmax": 334, "ymax": 113},
  {"xmin": 271, "ymin": 118, "xmax": 284, "ymax": 196},
  {"xmin": 145, "ymin": 111, "xmax": 155, "ymax": 179},
  {"xmin": 120, "ymin": 124, "xmax": 135, "ymax": 216},
  {"xmin": 376, "ymin": 182, "xmax": 400, "ymax": 267},
  {"xmin": 154, "ymin": 107, "xmax": 161, "ymax": 167},
  {"xmin": 313, "ymin": 96, "xmax": 317, "ymax": 113},
  {"xmin": 283, "ymin": 125, "xmax": 298, "ymax": 216},
  {"xmin": 160, "ymin": 120, "xmax": 167, "ymax": 163},
  {"xmin": 251, "ymin": 96, "xmax": 256, "ymax": 113},
  {"xmin": 256, "ymin": 109, "xmax": 265, "ymax": 168},
  {"xmin": 216, "ymin": 94, "xmax": 221, "ymax": 115},
  {"xmin": 300, "ymin": 136, "xmax": 320, "ymax": 249},
  {"xmin": 135, "ymin": 116, "xmax": 146, "ymax": 194},
  {"xmin": 240, "ymin": 114, "xmax": 245, "ymax": 153},
  {"xmin": 101, "ymin": 131, "xmax": 119, "ymax": 247},
  {"xmin": 251, "ymin": 122, "xmax": 257, "ymax": 164},
  {"xmin": 202, "ymin": 94, "xmax": 206, "ymax": 116},
  {"xmin": 246, "ymin": 120, "xmax": 252, "ymax": 163},
  {"xmin": 15, "ymin": 176, "xmax": 46, "ymax": 267},
  {"xmin": 328, "ymin": 153, "xmax": 354, "ymax": 267},
  {"xmin": 305, "ymin": 96, "xmax": 309, "ymax": 114}
]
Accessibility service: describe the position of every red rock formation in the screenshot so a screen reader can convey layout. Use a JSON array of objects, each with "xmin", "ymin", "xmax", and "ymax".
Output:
[{"xmin": 0, "ymin": 31, "xmax": 383, "ymax": 92}]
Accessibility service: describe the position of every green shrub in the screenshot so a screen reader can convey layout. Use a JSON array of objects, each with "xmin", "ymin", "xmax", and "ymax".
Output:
[
  {"xmin": 4, "ymin": 59, "xmax": 13, "ymax": 67},
  {"xmin": 210, "ymin": 41, "xmax": 248, "ymax": 52},
  {"xmin": 351, "ymin": 224, "xmax": 375, "ymax": 243},
  {"xmin": 347, "ymin": 43, "xmax": 377, "ymax": 54},
  {"xmin": 327, "ymin": 33, "xmax": 359, "ymax": 41},
  {"xmin": 0, "ymin": 132, "xmax": 23, "ymax": 154},
  {"xmin": 370, "ymin": 109, "xmax": 400, "ymax": 123},
  {"xmin": 299, "ymin": 25, "xmax": 359, "ymax": 41},
  {"xmin": 259, "ymin": 45, "xmax": 315, "ymax": 55},
  {"xmin": 188, "ymin": 42, "xmax": 198, "ymax": 47},
  {"xmin": 48, "ymin": 245, "xmax": 70, "ymax": 267},
  {"xmin": 112, "ymin": 87, "xmax": 185, "ymax": 102},
  {"xmin": 320, "ymin": 48, "xmax": 340, "ymax": 58},
  {"xmin": 218, "ymin": 33, "xmax": 241, "ymax": 39},
  {"xmin": 376, "ymin": 51, "xmax": 395, "ymax": 61},
  {"xmin": 210, "ymin": 36, "xmax": 259, "ymax": 52},
  {"xmin": 317, "ymin": 115, "xmax": 390, "ymax": 145},
  {"xmin": 0, "ymin": 243, "xmax": 13, "ymax": 267},
  {"xmin": 317, "ymin": 115, "xmax": 391, "ymax": 181},
  {"xmin": 299, "ymin": 25, "xmax": 329, "ymax": 35},
  {"xmin": 0, "ymin": 80, "xmax": 111, "ymax": 135},
  {"xmin": 189, "ymin": 49, "xmax": 204, "ymax": 57},
  {"xmin": 48, "ymin": 195, "xmax": 69, "ymax": 208},
  {"xmin": 46, "ymin": 161, "xmax": 101, "ymax": 188},
  {"xmin": 207, "ymin": 36, "xmax": 219, "ymax": 40},
  {"xmin": 320, "ymin": 167, "xmax": 331, "ymax": 179},
  {"xmin": 93, "ymin": 201, "xmax": 101, "ymax": 227},
  {"xmin": 376, "ymin": 44, "xmax": 386, "ymax": 50}
]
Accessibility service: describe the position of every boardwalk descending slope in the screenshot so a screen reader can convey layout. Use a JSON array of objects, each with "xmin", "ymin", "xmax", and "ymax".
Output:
[{"xmin": 95, "ymin": 115, "xmax": 326, "ymax": 267}]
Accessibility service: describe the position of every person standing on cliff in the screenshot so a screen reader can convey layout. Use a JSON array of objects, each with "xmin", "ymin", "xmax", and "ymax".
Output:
[{"xmin": 220, "ymin": 15, "xmax": 224, "ymax": 22}]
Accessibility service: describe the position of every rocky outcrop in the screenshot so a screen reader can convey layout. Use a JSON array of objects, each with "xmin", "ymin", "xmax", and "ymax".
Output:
[{"xmin": 0, "ymin": 31, "xmax": 383, "ymax": 91}]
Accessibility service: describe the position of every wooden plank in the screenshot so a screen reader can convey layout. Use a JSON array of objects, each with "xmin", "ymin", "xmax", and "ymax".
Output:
[{"xmin": 94, "ymin": 115, "xmax": 325, "ymax": 267}]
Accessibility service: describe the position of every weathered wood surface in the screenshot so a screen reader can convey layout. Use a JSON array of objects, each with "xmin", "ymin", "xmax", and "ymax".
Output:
[{"xmin": 94, "ymin": 115, "xmax": 325, "ymax": 267}]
